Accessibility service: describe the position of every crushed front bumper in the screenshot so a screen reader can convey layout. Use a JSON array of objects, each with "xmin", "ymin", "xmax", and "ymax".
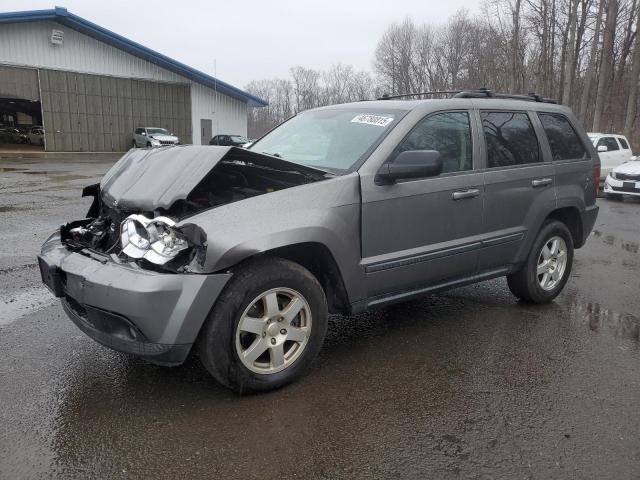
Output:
[{"xmin": 38, "ymin": 233, "xmax": 231, "ymax": 365}]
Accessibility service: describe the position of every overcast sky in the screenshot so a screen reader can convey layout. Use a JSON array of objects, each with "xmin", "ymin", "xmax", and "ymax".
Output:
[{"xmin": 2, "ymin": 0, "xmax": 478, "ymax": 89}]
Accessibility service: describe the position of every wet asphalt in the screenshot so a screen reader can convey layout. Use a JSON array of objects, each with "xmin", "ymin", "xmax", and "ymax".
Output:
[{"xmin": 0, "ymin": 155, "xmax": 639, "ymax": 479}]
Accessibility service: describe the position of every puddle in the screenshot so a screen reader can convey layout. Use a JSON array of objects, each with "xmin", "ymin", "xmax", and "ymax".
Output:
[
  {"xmin": 570, "ymin": 298, "xmax": 640, "ymax": 342},
  {"xmin": 591, "ymin": 230, "xmax": 639, "ymax": 254},
  {"xmin": 621, "ymin": 241, "xmax": 639, "ymax": 254},
  {"xmin": 0, "ymin": 167, "xmax": 26, "ymax": 172}
]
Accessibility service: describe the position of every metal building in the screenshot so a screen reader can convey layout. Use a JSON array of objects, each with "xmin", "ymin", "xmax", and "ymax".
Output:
[{"xmin": 0, "ymin": 7, "xmax": 267, "ymax": 152}]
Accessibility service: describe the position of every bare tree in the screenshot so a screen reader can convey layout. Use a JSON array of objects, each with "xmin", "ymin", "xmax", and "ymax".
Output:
[{"xmin": 593, "ymin": 0, "xmax": 619, "ymax": 131}]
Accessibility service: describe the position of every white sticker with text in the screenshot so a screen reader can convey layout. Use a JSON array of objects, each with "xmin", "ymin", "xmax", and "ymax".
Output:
[{"xmin": 351, "ymin": 114, "xmax": 394, "ymax": 127}]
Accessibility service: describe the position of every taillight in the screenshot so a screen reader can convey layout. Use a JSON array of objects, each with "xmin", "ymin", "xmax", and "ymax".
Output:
[{"xmin": 593, "ymin": 163, "xmax": 601, "ymax": 194}]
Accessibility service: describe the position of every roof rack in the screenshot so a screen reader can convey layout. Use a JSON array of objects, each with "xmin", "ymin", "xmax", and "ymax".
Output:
[{"xmin": 379, "ymin": 88, "xmax": 558, "ymax": 104}]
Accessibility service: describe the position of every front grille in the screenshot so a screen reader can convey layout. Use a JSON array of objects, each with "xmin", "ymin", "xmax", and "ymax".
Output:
[
  {"xmin": 611, "ymin": 185, "xmax": 640, "ymax": 193},
  {"xmin": 616, "ymin": 173, "xmax": 640, "ymax": 181},
  {"xmin": 160, "ymin": 140, "xmax": 175, "ymax": 145}
]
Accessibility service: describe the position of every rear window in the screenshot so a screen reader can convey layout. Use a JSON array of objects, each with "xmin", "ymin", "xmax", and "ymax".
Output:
[
  {"xmin": 481, "ymin": 111, "xmax": 540, "ymax": 168},
  {"xmin": 537, "ymin": 113, "xmax": 589, "ymax": 161},
  {"xmin": 619, "ymin": 137, "xmax": 630, "ymax": 149}
]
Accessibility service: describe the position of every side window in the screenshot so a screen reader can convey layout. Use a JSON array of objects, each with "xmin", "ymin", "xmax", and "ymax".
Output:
[
  {"xmin": 619, "ymin": 137, "xmax": 630, "ymax": 149},
  {"xmin": 134, "ymin": 128, "xmax": 143, "ymax": 135},
  {"xmin": 599, "ymin": 137, "xmax": 619, "ymax": 151},
  {"xmin": 537, "ymin": 113, "xmax": 588, "ymax": 161},
  {"xmin": 481, "ymin": 111, "xmax": 540, "ymax": 168},
  {"xmin": 393, "ymin": 111, "xmax": 473, "ymax": 173}
]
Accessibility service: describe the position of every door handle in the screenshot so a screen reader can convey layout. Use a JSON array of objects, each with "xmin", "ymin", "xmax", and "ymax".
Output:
[
  {"xmin": 452, "ymin": 188, "xmax": 480, "ymax": 200},
  {"xmin": 532, "ymin": 178, "xmax": 553, "ymax": 188}
]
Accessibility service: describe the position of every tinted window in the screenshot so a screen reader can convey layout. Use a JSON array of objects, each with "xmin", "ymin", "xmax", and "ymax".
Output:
[
  {"xmin": 481, "ymin": 111, "xmax": 540, "ymax": 168},
  {"xmin": 135, "ymin": 128, "xmax": 144, "ymax": 134},
  {"xmin": 598, "ymin": 137, "xmax": 619, "ymax": 151},
  {"xmin": 619, "ymin": 137, "xmax": 630, "ymax": 149},
  {"xmin": 393, "ymin": 111, "xmax": 473, "ymax": 173},
  {"xmin": 537, "ymin": 113, "xmax": 588, "ymax": 161}
]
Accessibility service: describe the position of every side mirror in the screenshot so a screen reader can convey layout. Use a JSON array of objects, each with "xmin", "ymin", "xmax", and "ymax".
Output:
[
  {"xmin": 597, "ymin": 145, "xmax": 607, "ymax": 152},
  {"xmin": 375, "ymin": 150, "xmax": 442, "ymax": 185},
  {"xmin": 141, "ymin": 132, "xmax": 147, "ymax": 136}
]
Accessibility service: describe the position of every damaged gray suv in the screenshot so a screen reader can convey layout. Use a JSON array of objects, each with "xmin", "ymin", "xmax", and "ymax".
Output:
[{"xmin": 39, "ymin": 90, "xmax": 600, "ymax": 393}]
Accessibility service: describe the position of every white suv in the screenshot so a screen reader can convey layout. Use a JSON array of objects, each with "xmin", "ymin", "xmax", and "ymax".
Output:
[
  {"xmin": 132, "ymin": 127, "xmax": 179, "ymax": 148},
  {"xmin": 588, "ymin": 133, "xmax": 633, "ymax": 180}
]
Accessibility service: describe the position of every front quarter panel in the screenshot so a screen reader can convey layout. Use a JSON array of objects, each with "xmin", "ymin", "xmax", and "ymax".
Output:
[{"xmin": 178, "ymin": 173, "xmax": 365, "ymax": 303}]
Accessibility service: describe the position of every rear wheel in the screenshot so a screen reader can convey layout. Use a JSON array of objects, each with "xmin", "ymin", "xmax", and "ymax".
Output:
[
  {"xmin": 507, "ymin": 220, "xmax": 574, "ymax": 303},
  {"xmin": 198, "ymin": 257, "xmax": 328, "ymax": 394}
]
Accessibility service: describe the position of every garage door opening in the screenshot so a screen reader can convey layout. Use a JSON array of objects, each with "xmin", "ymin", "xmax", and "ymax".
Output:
[
  {"xmin": 0, "ymin": 66, "xmax": 43, "ymax": 152},
  {"xmin": 0, "ymin": 97, "xmax": 44, "ymax": 151}
]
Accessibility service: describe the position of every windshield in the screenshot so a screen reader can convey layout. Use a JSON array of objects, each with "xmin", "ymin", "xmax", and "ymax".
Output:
[
  {"xmin": 147, "ymin": 128, "xmax": 170, "ymax": 135},
  {"xmin": 250, "ymin": 108, "xmax": 404, "ymax": 173}
]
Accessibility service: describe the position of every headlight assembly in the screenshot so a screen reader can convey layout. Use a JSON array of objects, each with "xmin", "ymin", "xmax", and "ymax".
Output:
[
  {"xmin": 121, "ymin": 214, "xmax": 189, "ymax": 264},
  {"xmin": 610, "ymin": 172, "xmax": 618, "ymax": 180},
  {"xmin": 150, "ymin": 138, "xmax": 161, "ymax": 146}
]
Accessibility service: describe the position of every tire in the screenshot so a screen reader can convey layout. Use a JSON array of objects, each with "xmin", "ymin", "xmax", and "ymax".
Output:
[
  {"xmin": 605, "ymin": 193, "xmax": 623, "ymax": 201},
  {"xmin": 146, "ymin": 141, "xmax": 152, "ymax": 148},
  {"xmin": 507, "ymin": 220, "xmax": 574, "ymax": 304},
  {"xmin": 131, "ymin": 140, "xmax": 137, "ymax": 149},
  {"xmin": 198, "ymin": 257, "xmax": 328, "ymax": 394}
]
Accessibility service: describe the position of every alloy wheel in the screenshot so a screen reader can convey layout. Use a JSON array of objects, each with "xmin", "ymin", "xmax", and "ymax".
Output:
[
  {"xmin": 235, "ymin": 287, "xmax": 312, "ymax": 374},
  {"xmin": 537, "ymin": 235, "xmax": 568, "ymax": 291}
]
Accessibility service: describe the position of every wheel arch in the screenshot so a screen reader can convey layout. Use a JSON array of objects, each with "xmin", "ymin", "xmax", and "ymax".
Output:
[
  {"xmin": 230, "ymin": 242, "xmax": 352, "ymax": 315},
  {"xmin": 546, "ymin": 206, "xmax": 584, "ymax": 248}
]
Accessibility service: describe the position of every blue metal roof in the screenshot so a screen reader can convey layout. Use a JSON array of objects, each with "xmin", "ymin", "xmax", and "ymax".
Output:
[{"xmin": 0, "ymin": 6, "xmax": 268, "ymax": 107}]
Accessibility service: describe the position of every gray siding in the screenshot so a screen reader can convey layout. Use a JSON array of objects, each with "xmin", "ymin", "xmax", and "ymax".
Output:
[
  {"xmin": 0, "ymin": 65, "xmax": 39, "ymax": 100},
  {"xmin": 0, "ymin": 20, "xmax": 248, "ymax": 144},
  {"xmin": 39, "ymin": 70, "xmax": 191, "ymax": 152}
]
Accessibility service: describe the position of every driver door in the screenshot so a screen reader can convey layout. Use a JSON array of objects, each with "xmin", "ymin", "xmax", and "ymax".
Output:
[{"xmin": 360, "ymin": 110, "xmax": 484, "ymax": 299}]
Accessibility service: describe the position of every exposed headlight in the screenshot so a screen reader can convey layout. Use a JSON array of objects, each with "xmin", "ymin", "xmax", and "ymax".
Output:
[{"xmin": 121, "ymin": 214, "xmax": 189, "ymax": 264}]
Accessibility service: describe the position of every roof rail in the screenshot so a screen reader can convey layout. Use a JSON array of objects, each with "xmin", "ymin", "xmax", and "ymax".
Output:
[
  {"xmin": 378, "ymin": 91, "xmax": 462, "ymax": 100},
  {"xmin": 378, "ymin": 88, "xmax": 557, "ymax": 104},
  {"xmin": 453, "ymin": 88, "xmax": 558, "ymax": 104}
]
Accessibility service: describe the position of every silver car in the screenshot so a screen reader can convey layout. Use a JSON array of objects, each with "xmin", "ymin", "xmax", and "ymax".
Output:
[
  {"xmin": 39, "ymin": 91, "xmax": 599, "ymax": 393},
  {"xmin": 132, "ymin": 127, "xmax": 179, "ymax": 148}
]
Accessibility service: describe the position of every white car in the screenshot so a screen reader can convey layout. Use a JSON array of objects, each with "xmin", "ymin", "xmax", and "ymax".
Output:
[
  {"xmin": 588, "ymin": 133, "xmax": 634, "ymax": 180},
  {"xmin": 603, "ymin": 156, "xmax": 640, "ymax": 199},
  {"xmin": 132, "ymin": 127, "xmax": 179, "ymax": 148},
  {"xmin": 28, "ymin": 126, "xmax": 44, "ymax": 146}
]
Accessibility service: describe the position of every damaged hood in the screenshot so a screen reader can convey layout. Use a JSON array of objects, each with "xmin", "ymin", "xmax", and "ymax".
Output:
[{"xmin": 100, "ymin": 145, "xmax": 327, "ymax": 211}]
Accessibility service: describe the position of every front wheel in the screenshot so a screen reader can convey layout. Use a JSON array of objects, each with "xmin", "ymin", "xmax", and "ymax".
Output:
[
  {"xmin": 507, "ymin": 220, "xmax": 574, "ymax": 304},
  {"xmin": 198, "ymin": 257, "xmax": 328, "ymax": 394}
]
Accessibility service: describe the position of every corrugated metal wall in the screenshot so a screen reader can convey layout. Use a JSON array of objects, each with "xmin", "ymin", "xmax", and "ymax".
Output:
[
  {"xmin": 39, "ymin": 69, "xmax": 191, "ymax": 152},
  {"xmin": 0, "ymin": 20, "xmax": 249, "ymax": 145},
  {"xmin": 0, "ymin": 65, "xmax": 39, "ymax": 100}
]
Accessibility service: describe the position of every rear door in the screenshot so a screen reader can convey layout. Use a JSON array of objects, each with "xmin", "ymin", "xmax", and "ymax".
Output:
[
  {"xmin": 617, "ymin": 136, "xmax": 633, "ymax": 162},
  {"xmin": 536, "ymin": 111, "xmax": 592, "ymax": 218},
  {"xmin": 477, "ymin": 109, "xmax": 556, "ymax": 273},
  {"xmin": 360, "ymin": 110, "xmax": 484, "ymax": 299}
]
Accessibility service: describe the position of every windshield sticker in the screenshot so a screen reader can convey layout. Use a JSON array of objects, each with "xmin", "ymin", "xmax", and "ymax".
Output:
[{"xmin": 351, "ymin": 114, "xmax": 394, "ymax": 127}]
